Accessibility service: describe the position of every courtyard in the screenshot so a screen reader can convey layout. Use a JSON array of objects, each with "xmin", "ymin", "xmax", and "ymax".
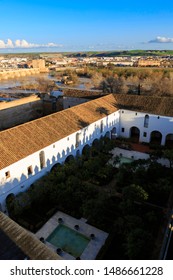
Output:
[{"xmin": 35, "ymin": 211, "xmax": 108, "ymax": 260}]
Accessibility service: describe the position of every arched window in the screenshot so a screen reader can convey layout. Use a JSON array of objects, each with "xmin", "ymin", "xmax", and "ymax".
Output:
[
  {"xmin": 76, "ymin": 133, "xmax": 80, "ymax": 147},
  {"xmin": 100, "ymin": 120, "xmax": 104, "ymax": 133},
  {"xmin": 144, "ymin": 115, "xmax": 149, "ymax": 128},
  {"xmin": 39, "ymin": 151, "xmax": 45, "ymax": 169}
]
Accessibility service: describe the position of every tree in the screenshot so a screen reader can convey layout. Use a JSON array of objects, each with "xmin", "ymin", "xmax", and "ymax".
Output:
[
  {"xmin": 35, "ymin": 78, "xmax": 57, "ymax": 98},
  {"xmin": 99, "ymin": 76, "xmax": 128, "ymax": 94},
  {"xmin": 91, "ymin": 72, "xmax": 103, "ymax": 88},
  {"xmin": 124, "ymin": 228, "xmax": 153, "ymax": 259},
  {"xmin": 123, "ymin": 184, "xmax": 149, "ymax": 202},
  {"xmin": 163, "ymin": 149, "xmax": 173, "ymax": 168}
]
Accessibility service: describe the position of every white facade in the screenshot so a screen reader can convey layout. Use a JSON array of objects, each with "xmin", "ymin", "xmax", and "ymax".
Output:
[
  {"xmin": 1, "ymin": 107, "xmax": 173, "ymax": 212},
  {"xmin": 119, "ymin": 110, "xmax": 173, "ymax": 145},
  {"xmin": 0, "ymin": 111, "xmax": 119, "ymax": 211}
]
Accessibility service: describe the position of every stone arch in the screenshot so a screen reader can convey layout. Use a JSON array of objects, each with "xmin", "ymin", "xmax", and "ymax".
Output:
[
  {"xmin": 50, "ymin": 163, "xmax": 61, "ymax": 172},
  {"xmin": 130, "ymin": 126, "xmax": 140, "ymax": 142},
  {"xmin": 165, "ymin": 133, "xmax": 173, "ymax": 148},
  {"xmin": 150, "ymin": 130, "xmax": 162, "ymax": 145},
  {"xmin": 111, "ymin": 127, "xmax": 117, "ymax": 139},
  {"xmin": 82, "ymin": 144, "xmax": 91, "ymax": 158},
  {"xmin": 65, "ymin": 154, "xmax": 75, "ymax": 163},
  {"xmin": 104, "ymin": 131, "xmax": 110, "ymax": 138},
  {"xmin": 6, "ymin": 193, "xmax": 15, "ymax": 203},
  {"xmin": 6, "ymin": 193, "xmax": 15, "ymax": 211},
  {"xmin": 92, "ymin": 138, "xmax": 99, "ymax": 147}
]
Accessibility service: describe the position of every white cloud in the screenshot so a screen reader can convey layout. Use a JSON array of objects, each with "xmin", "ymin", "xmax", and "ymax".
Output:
[
  {"xmin": 6, "ymin": 39, "xmax": 14, "ymax": 47},
  {"xmin": 148, "ymin": 36, "xmax": 173, "ymax": 43},
  {"xmin": 0, "ymin": 40, "xmax": 6, "ymax": 48},
  {"xmin": 0, "ymin": 39, "xmax": 63, "ymax": 48}
]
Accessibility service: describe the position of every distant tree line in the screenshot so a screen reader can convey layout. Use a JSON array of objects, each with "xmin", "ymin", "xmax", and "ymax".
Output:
[{"xmin": 82, "ymin": 66, "xmax": 173, "ymax": 96}]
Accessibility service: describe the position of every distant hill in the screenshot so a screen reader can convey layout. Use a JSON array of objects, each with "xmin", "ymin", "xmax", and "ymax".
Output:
[
  {"xmin": 64, "ymin": 50, "xmax": 173, "ymax": 57},
  {"xmin": 2, "ymin": 50, "xmax": 173, "ymax": 58}
]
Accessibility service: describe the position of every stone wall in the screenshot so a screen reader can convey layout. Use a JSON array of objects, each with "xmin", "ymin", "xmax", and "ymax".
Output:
[{"xmin": 0, "ymin": 96, "xmax": 43, "ymax": 130}]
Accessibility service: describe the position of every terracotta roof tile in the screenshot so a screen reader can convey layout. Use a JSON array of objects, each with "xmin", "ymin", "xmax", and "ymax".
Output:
[
  {"xmin": 113, "ymin": 94, "xmax": 173, "ymax": 116},
  {"xmin": 1, "ymin": 93, "xmax": 173, "ymax": 170},
  {"xmin": 0, "ymin": 94, "xmax": 116, "ymax": 169},
  {"xmin": 0, "ymin": 212, "xmax": 61, "ymax": 260}
]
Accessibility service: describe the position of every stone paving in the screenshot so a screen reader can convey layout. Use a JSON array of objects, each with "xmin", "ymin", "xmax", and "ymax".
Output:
[{"xmin": 35, "ymin": 211, "xmax": 108, "ymax": 260}]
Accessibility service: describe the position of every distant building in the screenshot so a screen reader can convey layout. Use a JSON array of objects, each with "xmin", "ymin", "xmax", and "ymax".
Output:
[
  {"xmin": 31, "ymin": 59, "xmax": 48, "ymax": 72},
  {"xmin": 137, "ymin": 58, "xmax": 161, "ymax": 67}
]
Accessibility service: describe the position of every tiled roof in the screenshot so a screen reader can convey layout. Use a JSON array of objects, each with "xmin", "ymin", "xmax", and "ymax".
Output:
[
  {"xmin": 0, "ymin": 94, "xmax": 117, "ymax": 169},
  {"xmin": 62, "ymin": 88, "xmax": 105, "ymax": 98},
  {"xmin": 0, "ymin": 212, "xmax": 61, "ymax": 260},
  {"xmin": 113, "ymin": 94, "xmax": 173, "ymax": 117},
  {"xmin": 1, "ymin": 93, "xmax": 173, "ymax": 170}
]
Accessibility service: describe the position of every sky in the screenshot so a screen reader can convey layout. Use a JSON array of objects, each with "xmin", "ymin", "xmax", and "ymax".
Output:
[{"xmin": 0, "ymin": 0, "xmax": 173, "ymax": 53}]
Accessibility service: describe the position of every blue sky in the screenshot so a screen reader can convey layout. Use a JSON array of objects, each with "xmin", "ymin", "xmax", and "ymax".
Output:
[{"xmin": 0, "ymin": 0, "xmax": 173, "ymax": 53}]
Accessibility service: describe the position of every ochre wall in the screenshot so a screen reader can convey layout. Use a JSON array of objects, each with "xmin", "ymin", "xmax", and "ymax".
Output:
[{"xmin": 0, "ymin": 96, "xmax": 43, "ymax": 130}]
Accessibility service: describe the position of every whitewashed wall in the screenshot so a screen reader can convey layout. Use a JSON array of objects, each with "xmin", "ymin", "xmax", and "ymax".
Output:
[
  {"xmin": 1, "ymin": 108, "xmax": 173, "ymax": 212},
  {"xmin": 119, "ymin": 110, "xmax": 173, "ymax": 145},
  {"xmin": 0, "ymin": 111, "xmax": 120, "ymax": 211}
]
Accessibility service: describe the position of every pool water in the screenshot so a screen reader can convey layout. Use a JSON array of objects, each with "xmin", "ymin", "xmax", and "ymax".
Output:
[
  {"xmin": 46, "ymin": 224, "xmax": 90, "ymax": 258},
  {"xmin": 120, "ymin": 157, "xmax": 134, "ymax": 164}
]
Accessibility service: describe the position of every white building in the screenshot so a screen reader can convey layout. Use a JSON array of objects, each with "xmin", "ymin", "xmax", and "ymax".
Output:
[{"xmin": 0, "ymin": 93, "xmax": 173, "ymax": 211}]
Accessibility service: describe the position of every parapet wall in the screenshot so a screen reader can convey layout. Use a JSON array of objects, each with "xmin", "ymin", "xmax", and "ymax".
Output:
[{"xmin": 0, "ymin": 96, "xmax": 43, "ymax": 130}]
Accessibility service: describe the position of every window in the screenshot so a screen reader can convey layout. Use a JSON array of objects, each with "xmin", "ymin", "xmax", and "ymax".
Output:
[
  {"xmin": 100, "ymin": 120, "xmax": 104, "ymax": 133},
  {"xmin": 122, "ymin": 111, "xmax": 124, "ymax": 113},
  {"xmin": 76, "ymin": 133, "xmax": 80, "ymax": 147},
  {"xmin": 121, "ymin": 128, "xmax": 125, "ymax": 132},
  {"xmin": 143, "ymin": 132, "xmax": 147, "ymax": 137},
  {"xmin": 135, "ymin": 112, "xmax": 137, "ymax": 115},
  {"xmin": 5, "ymin": 171, "xmax": 10, "ymax": 179},
  {"xmin": 144, "ymin": 115, "xmax": 149, "ymax": 128},
  {"xmin": 39, "ymin": 151, "xmax": 45, "ymax": 169},
  {"xmin": 158, "ymin": 116, "xmax": 160, "ymax": 119},
  {"xmin": 53, "ymin": 144, "xmax": 55, "ymax": 148},
  {"xmin": 27, "ymin": 166, "xmax": 33, "ymax": 175}
]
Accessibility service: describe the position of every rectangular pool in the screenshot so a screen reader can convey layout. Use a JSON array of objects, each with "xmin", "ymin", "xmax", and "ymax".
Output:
[
  {"xmin": 46, "ymin": 224, "xmax": 90, "ymax": 258},
  {"xmin": 120, "ymin": 156, "xmax": 134, "ymax": 164}
]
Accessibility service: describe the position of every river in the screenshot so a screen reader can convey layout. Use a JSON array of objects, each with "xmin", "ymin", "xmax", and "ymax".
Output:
[
  {"xmin": 0, "ymin": 75, "xmax": 93, "ymax": 101},
  {"xmin": 0, "ymin": 73, "xmax": 54, "ymax": 100}
]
